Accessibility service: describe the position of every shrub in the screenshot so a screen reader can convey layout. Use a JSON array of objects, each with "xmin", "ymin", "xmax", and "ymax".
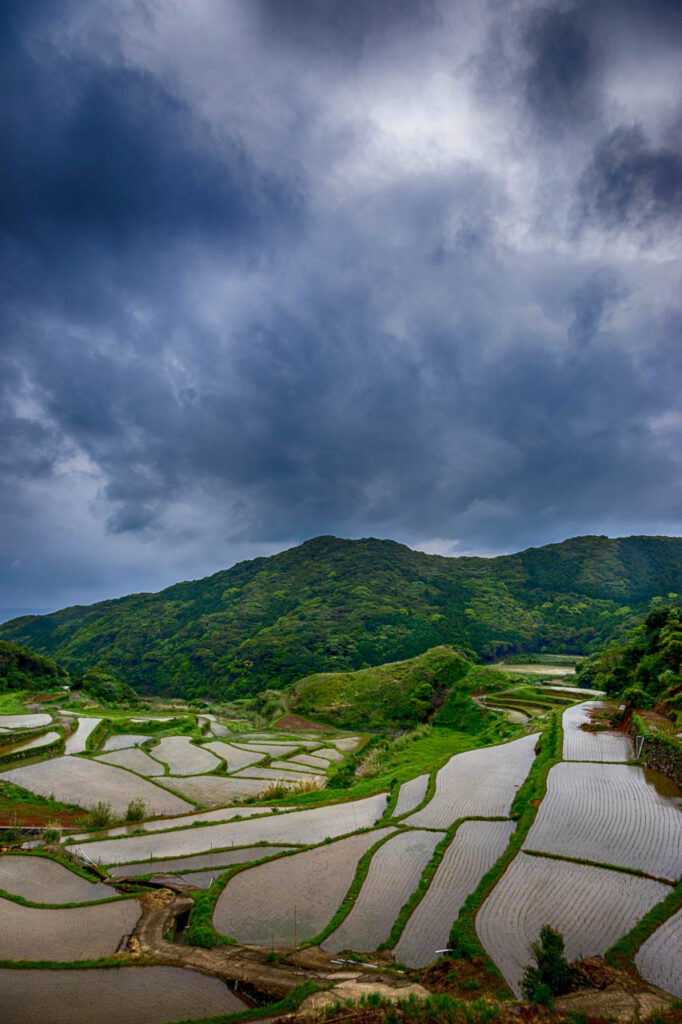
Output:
[
  {"xmin": 88, "ymin": 801, "xmax": 113, "ymax": 827},
  {"xmin": 521, "ymin": 925, "xmax": 571, "ymax": 1001},
  {"xmin": 125, "ymin": 798, "xmax": 146, "ymax": 822}
]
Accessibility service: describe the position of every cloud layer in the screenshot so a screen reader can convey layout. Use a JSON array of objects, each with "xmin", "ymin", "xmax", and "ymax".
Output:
[{"xmin": 2, "ymin": 0, "xmax": 681, "ymax": 609}]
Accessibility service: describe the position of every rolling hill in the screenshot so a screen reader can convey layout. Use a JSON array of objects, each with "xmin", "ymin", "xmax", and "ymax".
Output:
[{"xmin": 1, "ymin": 534, "xmax": 681, "ymax": 699}]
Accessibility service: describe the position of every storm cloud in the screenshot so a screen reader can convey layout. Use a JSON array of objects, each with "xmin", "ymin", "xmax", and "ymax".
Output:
[{"xmin": 1, "ymin": 0, "xmax": 681, "ymax": 611}]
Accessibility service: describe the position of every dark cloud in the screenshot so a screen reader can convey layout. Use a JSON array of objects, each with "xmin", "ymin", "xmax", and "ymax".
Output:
[
  {"xmin": 522, "ymin": 4, "xmax": 597, "ymax": 131},
  {"xmin": 252, "ymin": 0, "xmax": 438, "ymax": 56},
  {"xmin": 578, "ymin": 124, "xmax": 682, "ymax": 229},
  {"xmin": 1, "ymin": 0, "xmax": 681, "ymax": 608}
]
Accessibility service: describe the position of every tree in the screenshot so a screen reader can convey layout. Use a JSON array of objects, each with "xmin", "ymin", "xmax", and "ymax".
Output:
[{"xmin": 521, "ymin": 925, "xmax": 571, "ymax": 1003}]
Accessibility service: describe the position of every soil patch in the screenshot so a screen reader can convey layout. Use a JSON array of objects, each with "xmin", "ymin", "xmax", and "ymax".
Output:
[{"xmin": 274, "ymin": 715, "xmax": 333, "ymax": 732}]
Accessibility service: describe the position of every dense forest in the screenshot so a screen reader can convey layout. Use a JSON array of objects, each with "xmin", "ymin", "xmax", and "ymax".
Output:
[
  {"xmin": 0, "ymin": 639, "xmax": 69, "ymax": 692},
  {"xmin": 577, "ymin": 602, "xmax": 682, "ymax": 708},
  {"xmin": 1, "ymin": 534, "xmax": 681, "ymax": 700}
]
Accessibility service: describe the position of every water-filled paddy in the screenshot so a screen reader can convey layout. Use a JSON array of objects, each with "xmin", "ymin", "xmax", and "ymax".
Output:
[
  {"xmin": 0, "ymin": 966, "xmax": 247, "ymax": 1023},
  {"xmin": 476, "ymin": 853, "xmax": 670, "ymax": 995},
  {"xmin": 393, "ymin": 820, "xmax": 515, "ymax": 968},
  {"xmin": 0, "ymin": 853, "xmax": 113, "ymax": 904},
  {"xmin": 0, "ymin": 895, "xmax": 140, "ymax": 961},
  {"xmin": 635, "ymin": 905, "xmax": 682, "ymax": 999},
  {"xmin": 406, "ymin": 734, "xmax": 538, "ymax": 828},
  {"xmin": 323, "ymin": 828, "xmax": 443, "ymax": 954},
  {"xmin": 214, "ymin": 828, "xmax": 393, "ymax": 945}
]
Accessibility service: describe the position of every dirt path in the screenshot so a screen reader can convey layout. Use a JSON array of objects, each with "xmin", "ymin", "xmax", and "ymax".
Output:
[{"xmin": 131, "ymin": 890, "xmax": 429, "ymax": 1007}]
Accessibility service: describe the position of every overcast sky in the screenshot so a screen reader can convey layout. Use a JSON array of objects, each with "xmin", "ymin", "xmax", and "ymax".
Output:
[{"xmin": 2, "ymin": 0, "xmax": 681, "ymax": 614}]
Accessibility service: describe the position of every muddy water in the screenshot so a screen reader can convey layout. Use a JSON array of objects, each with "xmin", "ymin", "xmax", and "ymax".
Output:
[{"xmin": 643, "ymin": 768, "xmax": 682, "ymax": 804}]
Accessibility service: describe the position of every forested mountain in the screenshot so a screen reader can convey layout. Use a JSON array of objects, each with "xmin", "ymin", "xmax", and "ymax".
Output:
[
  {"xmin": 0, "ymin": 639, "xmax": 69, "ymax": 692},
  {"xmin": 1, "ymin": 534, "xmax": 681, "ymax": 700}
]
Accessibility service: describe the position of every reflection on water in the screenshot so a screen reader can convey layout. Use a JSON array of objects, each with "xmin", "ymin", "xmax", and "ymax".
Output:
[{"xmin": 643, "ymin": 767, "xmax": 682, "ymax": 805}]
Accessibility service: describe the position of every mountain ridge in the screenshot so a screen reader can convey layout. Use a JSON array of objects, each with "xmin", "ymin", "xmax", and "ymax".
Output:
[{"xmin": 2, "ymin": 533, "xmax": 681, "ymax": 699}]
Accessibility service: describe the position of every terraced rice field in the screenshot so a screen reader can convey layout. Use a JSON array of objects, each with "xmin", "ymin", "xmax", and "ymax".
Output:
[
  {"xmin": 332, "ymin": 736, "xmax": 362, "ymax": 752},
  {"xmin": 67, "ymin": 805, "xmax": 279, "ymax": 843},
  {"xmin": 156, "ymin": 774, "xmax": 267, "ymax": 804},
  {"xmin": 562, "ymin": 702, "xmax": 633, "ymax": 761},
  {"xmin": 287, "ymin": 754, "xmax": 331, "ymax": 771},
  {"xmin": 323, "ymin": 829, "xmax": 443, "ymax": 954},
  {"xmin": 201, "ymin": 741, "xmax": 266, "ymax": 771},
  {"xmin": 314, "ymin": 747, "xmax": 345, "ymax": 764},
  {"xmin": 0, "ymin": 966, "xmax": 247, "ymax": 1023},
  {"xmin": 108, "ymin": 845, "xmax": 294, "ymax": 876},
  {"xmin": 393, "ymin": 820, "xmax": 515, "ymax": 968},
  {"xmin": 0, "ymin": 895, "xmax": 141, "ymax": 960},
  {"xmin": 8, "ymin": 729, "xmax": 60, "ymax": 753},
  {"xmin": 64, "ymin": 718, "xmax": 103, "ymax": 755},
  {"xmin": 0, "ymin": 713, "xmax": 53, "ymax": 730},
  {"xmin": 0, "ymin": 854, "xmax": 114, "ymax": 904},
  {"xmin": 214, "ymin": 828, "xmax": 393, "ymax": 945},
  {"xmin": 101, "ymin": 734, "xmax": 151, "ymax": 752},
  {"xmin": 2, "ymin": 756, "xmax": 192, "ymax": 816},
  {"xmin": 522, "ymin": 762, "xmax": 682, "ymax": 881},
  {"xmin": 406, "ymin": 734, "xmax": 538, "ymax": 829},
  {"xmin": 149, "ymin": 736, "xmax": 222, "ymax": 775},
  {"xmin": 95, "ymin": 747, "xmax": 165, "ymax": 776},
  {"xmin": 269, "ymin": 759, "xmax": 327, "ymax": 775},
  {"xmin": 234, "ymin": 766, "xmax": 322, "ymax": 783},
  {"xmin": 72, "ymin": 794, "xmax": 388, "ymax": 864},
  {"xmin": 232, "ymin": 742, "xmax": 303, "ymax": 756},
  {"xmin": 634, "ymin": 906, "xmax": 682, "ymax": 999},
  {"xmin": 393, "ymin": 774, "xmax": 429, "ymax": 817},
  {"xmin": 476, "ymin": 854, "xmax": 671, "ymax": 995}
]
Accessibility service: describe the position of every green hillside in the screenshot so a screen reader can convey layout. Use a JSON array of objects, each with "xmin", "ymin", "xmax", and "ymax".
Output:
[
  {"xmin": 289, "ymin": 645, "xmax": 472, "ymax": 730},
  {"xmin": 1, "ymin": 534, "xmax": 681, "ymax": 699},
  {"xmin": 0, "ymin": 639, "xmax": 69, "ymax": 692}
]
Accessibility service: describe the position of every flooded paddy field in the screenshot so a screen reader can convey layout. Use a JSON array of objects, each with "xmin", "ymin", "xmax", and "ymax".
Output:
[
  {"xmin": 0, "ymin": 966, "xmax": 248, "ymax": 1024},
  {"xmin": 635, "ymin": 906, "xmax": 682, "ymax": 999},
  {"xmin": 108, "ymin": 844, "xmax": 295, "ymax": 877},
  {"xmin": 562, "ymin": 702, "xmax": 633, "ymax": 761},
  {"xmin": 156, "ymin": 774, "xmax": 267, "ymax": 804},
  {"xmin": 213, "ymin": 827, "xmax": 393, "ymax": 945},
  {"xmin": 64, "ymin": 718, "xmax": 102, "ymax": 755},
  {"xmin": 0, "ymin": 894, "xmax": 140, "ymax": 960},
  {"xmin": 234, "ymin": 765, "xmax": 323, "ymax": 783},
  {"xmin": 323, "ymin": 828, "xmax": 443, "ymax": 954},
  {"xmin": 0, "ymin": 730, "xmax": 60, "ymax": 756},
  {"xmin": 0, "ymin": 714, "xmax": 53, "ymax": 730},
  {"xmin": 331, "ymin": 736, "xmax": 362, "ymax": 752},
  {"xmin": 0, "ymin": 853, "xmax": 113, "ymax": 904},
  {"xmin": 68, "ymin": 804, "xmax": 280, "ymax": 843},
  {"xmin": 149, "ymin": 736, "xmax": 222, "ymax": 775},
  {"xmin": 393, "ymin": 819, "xmax": 515, "ymax": 968},
  {"xmin": 476, "ymin": 853, "xmax": 671, "ymax": 996},
  {"xmin": 1, "ymin": 756, "xmax": 192, "ymax": 817},
  {"xmin": 313, "ymin": 746, "xmax": 344, "ymax": 763},
  {"xmin": 393, "ymin": 774, "xmax": 429, "ymax": 817},
  {"xmin": 286, "ymin": 753, "xmax": 331, "ymax": 770},
  {"xmin": 95, "ymin": 747, "xmax": 165, "ymax": 776},
  {"xmin": 523, "ymin": 762, "xmax": 682, "ymax": 881},
  {"xmin": 73, "ymin": 793, "xmax": 388, "ymax": 864},
  {"xmin": 101, "ymin": 734, "xmax": 151, "ymax": 752},
  {"xmin": 200, "ymin": 741, "xmax": 266, "ymax": 770},
  {"xmin": 500, "ymin": 664, "xmax": 576, "ymax": 676},
  {"xmin": 406, "ymin": 734, "xmax": 538, "ymax": 828}
]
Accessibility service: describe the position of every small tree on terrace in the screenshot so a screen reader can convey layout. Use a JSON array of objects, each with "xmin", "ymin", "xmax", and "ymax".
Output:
[{"xmin": 521, "ymin": 925, "xmax": 571, "ymax": 1003}]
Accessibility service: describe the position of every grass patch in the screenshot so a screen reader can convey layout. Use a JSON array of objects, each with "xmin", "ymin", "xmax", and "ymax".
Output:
[{"xmin": 606, "ymin": 879, "xmax": 682, "ymax": 970}]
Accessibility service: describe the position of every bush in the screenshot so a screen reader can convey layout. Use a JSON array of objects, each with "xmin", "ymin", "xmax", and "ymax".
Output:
[
  {"xmin": 88, "ymin": 801, "xmax": 113, "ymax": 827},
  {"xmin": 521, "ymin": 925, "xmax": 571, "ymax": 1001},
  {"xmin": 125, "ymin": 798, "xmax": 146, "ymax": 822}
]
